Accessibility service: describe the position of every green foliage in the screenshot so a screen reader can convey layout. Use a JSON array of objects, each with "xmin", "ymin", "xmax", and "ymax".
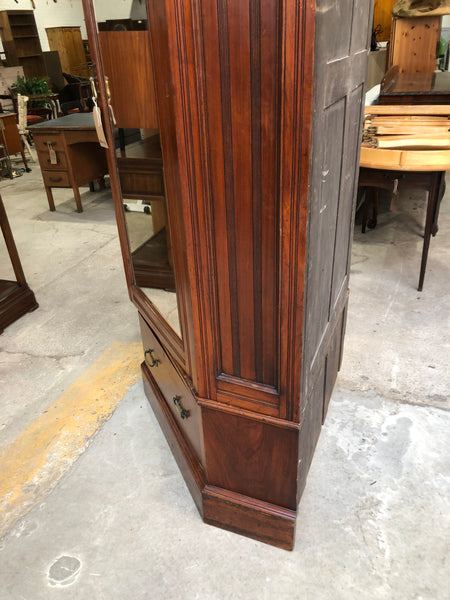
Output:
[
  {"xmin": 10, "ymin": 75, "xmax": 51, "ymax": 109},
  {"xmin": 10, "ymin": 75, "xmax": 51, "ymax": 96}
]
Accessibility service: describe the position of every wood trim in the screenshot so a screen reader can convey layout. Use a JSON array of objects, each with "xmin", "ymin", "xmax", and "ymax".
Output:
[
  {"xmin": 278, "ymin": 0, "xmax": 316, "ymax": 421},
  {"xmin": 198, "ymin": 397, "xmax": 300, "ymax": 432},
  {"xmin": 203, "ymin": 485, "xmax": 296, "ymax": 551},
  {"xmin": 216, "ymin": 374, "xmax": 280, "ymax": 415}
]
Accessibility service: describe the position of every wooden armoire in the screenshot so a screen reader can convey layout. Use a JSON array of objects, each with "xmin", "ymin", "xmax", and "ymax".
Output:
[{"xmin": 83, "ymin": 0, "xmax": 373, "ymax": 550}]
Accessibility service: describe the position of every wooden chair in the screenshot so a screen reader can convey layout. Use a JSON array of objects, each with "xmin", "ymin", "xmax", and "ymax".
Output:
[{"xmin": 16, "ymin": 94, "xmax": 37, "ymax": 163}]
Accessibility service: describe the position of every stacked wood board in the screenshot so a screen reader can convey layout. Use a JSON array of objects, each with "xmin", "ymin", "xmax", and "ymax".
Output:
[{"xmin": 361, "ymin": 105, "xmax": 450, "ymax": 171}]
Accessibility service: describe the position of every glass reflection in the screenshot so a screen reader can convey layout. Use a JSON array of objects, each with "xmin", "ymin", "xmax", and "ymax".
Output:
[{"xmin": 93, "ymin": 0, "xmax": 181, "ymax": 336}]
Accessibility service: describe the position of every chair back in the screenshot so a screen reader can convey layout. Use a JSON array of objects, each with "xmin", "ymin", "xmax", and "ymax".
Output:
[{"xmin": 16, "ymin": 94, "xmax": 29, "ymax": 134}]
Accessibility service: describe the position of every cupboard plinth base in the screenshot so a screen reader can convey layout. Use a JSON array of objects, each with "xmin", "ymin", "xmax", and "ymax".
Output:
[
  {"xmin": 203, "ymin": 486, "xmax": 296, "ymax": 551},
  {"xmin": 141, "ymin": 361, "xmax": 297, "ymax": 550}
]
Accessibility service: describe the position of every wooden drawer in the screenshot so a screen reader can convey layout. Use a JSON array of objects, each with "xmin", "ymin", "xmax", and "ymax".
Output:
[
  {"xmin": 118, "ymin": 157, "xmax": 164, "ymax": 200},
  {"xmin": 42, "ymin": 170, "xmax": 70, "ymax": 188},
  {"xmin": 34, "ymin": 135, "xmax": 68, "ymax": 170},
  {"xmin": 139, "ymin": 314, "xmax": 205, "ymax": 464},
  {"xmin": 34, "ymin": 133, "xmax": 65, "ymax": 153}
]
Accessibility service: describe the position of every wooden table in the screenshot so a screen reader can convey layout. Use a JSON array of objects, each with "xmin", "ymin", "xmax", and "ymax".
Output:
[
  {"xmin": 30, "ymin": 113, "xmax": 108, "ymax": 212},
  {"xmin": 358, "ymin": 167, "xmax": 445, "ymax": 291},
  {"xmin": 359, "ymin": 104, "xmax": 450, "ymax": 291},
  {"xmin": 379, "ymin": 67, "xmax": 450, "ymax": 105}
]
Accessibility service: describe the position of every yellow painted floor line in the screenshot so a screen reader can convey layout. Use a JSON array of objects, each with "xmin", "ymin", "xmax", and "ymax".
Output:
[{"xmin": 0, "ymin": 341, "xmax": 143, "ymax": 539}]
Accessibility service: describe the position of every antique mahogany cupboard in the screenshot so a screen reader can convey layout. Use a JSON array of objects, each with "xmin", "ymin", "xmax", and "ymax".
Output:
[{"xmin": 83, "ymin": 0, "xmax": 372, "ymax": 549}]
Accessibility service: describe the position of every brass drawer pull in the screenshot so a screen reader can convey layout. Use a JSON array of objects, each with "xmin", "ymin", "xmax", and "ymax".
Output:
[
  {"xmin": 49, "ymin": 177, "xmax": 63, "ymax": 183},
  {"xmin": 173, "ymin": 396, "xmax": 190, "ymax": 419},
  {"xmin": 144, "ymin": 348, "xmax": 160, "ymax": 367}
]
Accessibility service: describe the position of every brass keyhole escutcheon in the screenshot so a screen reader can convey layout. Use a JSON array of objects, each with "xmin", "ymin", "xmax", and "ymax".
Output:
[
  {"xmin": 173, "ymin": 396, "xmax": 190, "ymax": 420},
  {"xmin": 144, "ymin": 348, "xmax": 160, "ymax": 367}
]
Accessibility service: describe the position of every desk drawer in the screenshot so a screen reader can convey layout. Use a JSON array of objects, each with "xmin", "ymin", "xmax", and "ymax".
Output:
[
  {"xmin": 42, "ymin": 170, "xmax": 70, "ymax": 188},
  {"xmin": 34, "ymin": 135, "xmax": 68, "ymax": 170},
  {"xmin": 139, "ymin": 314, "xmax": 205, "ymax": 464}
]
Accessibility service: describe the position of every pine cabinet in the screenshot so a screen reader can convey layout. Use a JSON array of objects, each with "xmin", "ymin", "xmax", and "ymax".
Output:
[
  {"xmin": 82, "ymin": 0, "xmax": 372, "ymax": 549},
  {"xmin": 46, "ymin": 27, "xmax": 90, "ymax": 78}
]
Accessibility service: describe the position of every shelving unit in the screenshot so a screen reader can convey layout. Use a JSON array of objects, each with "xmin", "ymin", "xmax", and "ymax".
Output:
[{"xmin": 0, "ymin": 10, "xmax": 46, "ymax": 79}]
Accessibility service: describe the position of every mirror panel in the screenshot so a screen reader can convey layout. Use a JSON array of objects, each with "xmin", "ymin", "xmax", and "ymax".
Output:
[{"xmin": 92, "ymin": 0, "xmax": 181, "ymax": 337}]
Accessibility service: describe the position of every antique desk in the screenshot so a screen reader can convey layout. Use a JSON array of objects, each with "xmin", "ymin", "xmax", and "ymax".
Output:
[
  {"xmin": 379, "ymin": 68, "xmax": 450, "ymax": 105},
  {"xmin": 30, "ymin": 113, "xmax": 107, "ymax": 212}
]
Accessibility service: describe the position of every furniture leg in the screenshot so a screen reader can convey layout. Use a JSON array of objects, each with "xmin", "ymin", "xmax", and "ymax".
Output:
[
  {"xmin": 361, "ymin": 187, "xmax": 378, "ymax": 233},
  {"xmin": 89, "ymin": 181, "xmax": 95, "ymax": 192},
  {"xmin": 119, "ymin": 128, "xmax": 126, "ymax": 157},
  {"xmin": 73, "ymin": 186, "xmax": 83, "ymax": 213},
  {"xmin": 356, "ymin": 186, "xmax": 367, "ymax": 232},
  {"xmin": 418, "ymin": 172, "xmax": 441, "ymax": 291},
  {"xmin": 20, "ymin": 134, "xmax": 37, "ymax": 163},
  {"xmin": 19, "ymin": 148, "xmax": 31, "ymax": 173},
  {"xmin": 44, "ymin": 186, "xmax": 56, "ymax": 212},
  {"xmin": 431, "ymin": 172, "xmax": 445, "ymax": 237},
  {"xmin": 368, "ymin": 187, "xmax": 378, "ymax": 229}
]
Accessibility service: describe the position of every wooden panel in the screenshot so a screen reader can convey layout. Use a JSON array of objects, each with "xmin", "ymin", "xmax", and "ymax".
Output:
[
  {"xmin": 98, "ymin": 31, "xmax": 158, "ymax": 129},
  {"xmin": 203, "ymin": 405, "xmax": 299, "ymax": 510},
  {"xmin": 373, "ymin": 0, "xmax": 396, "ymax": 42},
  {"xmin": 202, "ymin": 0, "xmax": 279, "ymax": 386},
  {"xmin": 389, "ymin": 16, "xmax": 441, "ymax": 73},
  {"xmin": 46, "ymin": 27, "xmax": 88, "ymax": 77},
  {"xmin": 0, "ymin": 113, "xmax": 22, "ymax": 156},
  {"xmin": 302, "ymin": 0, "xmax": 372, "ymax": 411}
]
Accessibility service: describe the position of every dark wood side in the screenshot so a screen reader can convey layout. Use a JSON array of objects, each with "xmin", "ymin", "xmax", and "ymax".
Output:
[
  {"xmin": 301, "ymin": 0, "xmax": 373, "ymax": 430},
  {"xmin": 202, "ymin": 404, "xmax": 299, "ymax": 510},
  {"xmin": 147, "ymin": 0, "xmax": 315, "ymax": 419}
]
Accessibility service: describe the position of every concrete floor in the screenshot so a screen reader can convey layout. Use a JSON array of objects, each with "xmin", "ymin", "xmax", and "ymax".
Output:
[{"xmin": 0, "ymin": 157, "xmax": 449, "ymax": 598}]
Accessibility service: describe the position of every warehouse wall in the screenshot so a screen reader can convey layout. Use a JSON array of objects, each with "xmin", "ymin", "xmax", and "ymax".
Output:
[{"xmin": 0, "ymin": 0, "xmax": 132, "ymax": 52}]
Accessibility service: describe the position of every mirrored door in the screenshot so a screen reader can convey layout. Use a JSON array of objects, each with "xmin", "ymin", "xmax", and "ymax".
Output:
[{"xmin": 87, "ymin": 0, "xmax": 181, "ymax": 338}]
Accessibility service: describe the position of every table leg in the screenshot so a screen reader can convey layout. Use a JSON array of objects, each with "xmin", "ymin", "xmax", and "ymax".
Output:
[
  {"xmin": 73, "ymin": 186, "xmax": 83, "ymax": 213},
  {"xmin": 45, "ymin": 186, "xmax": 56, "ymax": 212},
  {"xmin": 431, "ymin": 173, "xmax": 445, "ymax": 237},
  {"xmin": 418, "ymin": 172, "xmax": 443, "ymax": 291},
  {"xmin": 89, "ymin": 181, "xmax": 95, "ymax": 192},
  {"xmin": 20, "ymin": 148, "xmax": 31, "ymax": 173}
]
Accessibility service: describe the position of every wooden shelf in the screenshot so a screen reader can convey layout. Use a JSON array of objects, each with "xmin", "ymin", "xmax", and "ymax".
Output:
[{"xmin": 0, "ymin": 10, "xmax": 45, "ymax": 78}]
